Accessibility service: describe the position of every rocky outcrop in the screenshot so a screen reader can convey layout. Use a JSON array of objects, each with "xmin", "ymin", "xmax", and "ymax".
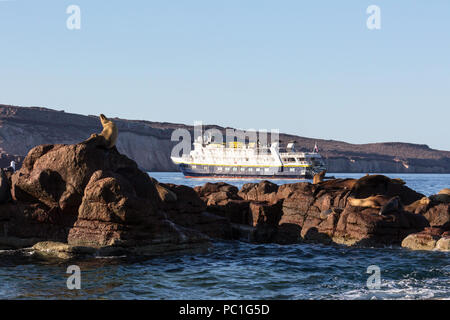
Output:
[
  {"xmin": 1, "ymin": 104, "xmax": 450, "ymax": 173},
  {"xmin": 0, "ymin": 169, "xmax": 12, "ymax": 203},
  {"xmin": 1, "ymin": 138, "xmax": 448, "ymax": 256},
  {"xmin": 401, "ymin": 190, "xmax": 450, "ymax": 251},
  {"xmin": 402, "ymin": 228, "xmax": 450, "ymax": 251},
  {"xmin": 193, "ymin": 176, "xmax": 448, "ymax": 248},
  {"xmin": 0, "ymin": 139, "xmax": 216, "ymax": 256}
]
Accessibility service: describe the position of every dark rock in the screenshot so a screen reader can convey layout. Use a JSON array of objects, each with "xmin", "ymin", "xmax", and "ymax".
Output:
[
  {"xmin": 0, "ymin": 169, "xmax": 12, "ymax": 203},
  {"xmin": 161, "ymin": 183, "xmax": 233, "ymax": 239},
  {"xmin": 238, "ymin": 180, "xmax": 279, "ymax": 203},
  {"xmin": 1, "ymin": 142, "xmax": 210, "ymax": 254},
  {"xmin": 402, "ymin": 227, "xmax": 450, "ymax": 251}
]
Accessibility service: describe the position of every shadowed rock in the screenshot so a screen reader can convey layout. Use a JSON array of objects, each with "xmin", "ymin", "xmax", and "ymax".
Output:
[{"xmin": 1, "ymin": 142, "xmax": 210, "ymax": 255}]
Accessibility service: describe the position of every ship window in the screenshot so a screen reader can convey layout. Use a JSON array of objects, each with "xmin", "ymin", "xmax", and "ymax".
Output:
[
  {"xmin": 217, "ymin": 167, "xmax": 222, "ymax": 171},
  {"xmin": 204, "ymin": 166, "xmax": 208, "ymax": 170},
  {"xmin": 241, "ymin": 167, "xmax": 245, "ymax": 171},
  {"xmin": 264, "ymin": 168, "xmax": 270, "ymax": 172},
  {"xmin": 233, "ymin": 167, "xmax": 237, "ymax": 171},
  {"xmin": 248, "ymin": 168, "xmax": 253, "ymax": 172},
  {"xmin": 225, "ymin": 167, "xmax": 230, "ymax": 171},
  {"xmin": 192, "ymin": 165, "xmax": 197, "ymax": 169},
  {"xmin": 290, "ymin": 168, "xmax": 295, "ymax": 172},
  {"xmin": 256, "ymin": 168, "xmax": 261, "ymax": 172}
]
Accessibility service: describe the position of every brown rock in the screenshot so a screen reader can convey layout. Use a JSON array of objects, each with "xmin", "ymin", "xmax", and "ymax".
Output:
[
  {"xmin": 1, "ymin": 142, "xmax": 210, "ymax": 253},
  {"xmin": 155, "ymin": 183, "xmax": 177, "ymax": 203},
  {"xmin": 0, "ymin": 169, "xmax": 11, "ymax": 203},
  {"xmin": 401, "ymin": 227, "xmax": 448, "ymax": 251},
  {"xmin": 238, "ymin": 180, "xmax": 279, "ymax": 203},
  {"xmin": 422, "ymin": 203, "xmax": 450, "ymax": 228},
  {"xmin": 163, "ymin": 183, "xmax": 233, "ymax": 239}
]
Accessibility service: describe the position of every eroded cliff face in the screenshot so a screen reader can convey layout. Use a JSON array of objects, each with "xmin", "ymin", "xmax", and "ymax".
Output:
[{"xmin": 1, "ymin": 104, "xmax": 449, "ymax": 173}]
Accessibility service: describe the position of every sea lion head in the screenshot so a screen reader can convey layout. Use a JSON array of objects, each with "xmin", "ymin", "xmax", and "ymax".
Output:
[{"xmin": 99, "ymin": 114, "xmax": 110, "ymax": 126}]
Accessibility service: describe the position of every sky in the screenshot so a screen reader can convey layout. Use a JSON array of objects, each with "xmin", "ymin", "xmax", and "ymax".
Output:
[{"xmin": 0, "ymin": 0, "xmax": 449, "ymax": 150}]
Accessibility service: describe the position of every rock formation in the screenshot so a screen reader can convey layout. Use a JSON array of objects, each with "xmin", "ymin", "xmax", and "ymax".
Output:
[
  {"xmin": 0, "ymin": 138, "xmax": 448, "ymax": 257},
  {"xmin": 401, "ymin": 189, "xmax": 450, "ymax": 251},
  {"xmin": 194, "ymin": 176, "xmax": 449, "ymax": 249},
  {"xmin": 0, "ymin": 141, "xmax": 218, "ymax": 256}
]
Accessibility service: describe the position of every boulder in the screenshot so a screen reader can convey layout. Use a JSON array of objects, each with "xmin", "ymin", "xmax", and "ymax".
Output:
[
  {"xmin": 238, "ymin": 180, "xmax": 279, "ymax": 203},
  {"xmin": 0, "ymin": 169, "xmax": 11, "ymax": 203},
  {"xmin": 161, "ymin": 183, "xmax": 233, "ymax": 240},
  {"xmin": 195, "ymin": 182, "xmax": 251, "ymax": 226},
  {"xmin": 1, "ymin": 140, "xmax": 210, "ymax": 255},
  {"xmin": 249, "ymin": 201, "xmax": 283, "ymax": 243},
  {"xmin": 401, "ymin": 228, "xmax": 450, "ymax": 251},
  {"xmin": 422, "ymin": 203, "xmax": 450, "ymax": 228}
]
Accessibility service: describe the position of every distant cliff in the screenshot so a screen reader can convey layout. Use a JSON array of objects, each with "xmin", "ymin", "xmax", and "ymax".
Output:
[{"xmin": 1, "ymin": 104, "xmax": 449, "ymax": 173}]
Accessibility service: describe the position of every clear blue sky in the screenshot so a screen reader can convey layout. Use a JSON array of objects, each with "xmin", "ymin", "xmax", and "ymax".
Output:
[{"xmin": 1, "ymin": 0, "xmax": 449, "ymax": 150}]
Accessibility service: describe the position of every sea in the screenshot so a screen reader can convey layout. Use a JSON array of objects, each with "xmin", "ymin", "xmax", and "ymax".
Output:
[{"xmin": 0, "ymin": 173, "xmax": 448, "ymax": 300}]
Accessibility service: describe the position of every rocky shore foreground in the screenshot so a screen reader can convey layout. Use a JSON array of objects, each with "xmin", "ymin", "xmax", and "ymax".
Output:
[{"xmin": 0, "ymin": 142, "xmax": 448, "ymax": 259}]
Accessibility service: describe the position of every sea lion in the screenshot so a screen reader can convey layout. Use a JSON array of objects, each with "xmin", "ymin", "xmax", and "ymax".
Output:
[
  {"xmin": 429, "ymin": 193, "xmax": 450, "ymax": 204},
  {"xmin": 347, "ymin": 195, "xmax": 391, "ymax": 208},
  {"xmin": 438, "ymin": 188, "xmax": 450, "ymax": 196},
  {"xmin": 379, "ymin": 196, "xmax": 403, "ymax": 215},
  {"xmin": 155, "ymin": 183, "xmax": 177, "ymax": 203},
  {"xmin": 350, "ymin": 175, "xmax": 407, "ymax": 198},
  {"xmin": 404, "ymin": 196, "xmax": 430, "ymax": 212},
  {"xmin": 85, "ymin": 114, "xmax": 118, "ymax": 149},
  {"xmin": 313, "ymin": 170, "xmax": 326, "ymax": 184},
  {"xmin": 392, "ymin": 178, "xmax": 406, "ymax": 185}
]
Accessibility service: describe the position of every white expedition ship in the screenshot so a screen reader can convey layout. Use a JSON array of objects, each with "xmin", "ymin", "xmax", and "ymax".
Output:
[{"xmin": 171, "ymin": 137, "xmax": 327, "ymax": 179}]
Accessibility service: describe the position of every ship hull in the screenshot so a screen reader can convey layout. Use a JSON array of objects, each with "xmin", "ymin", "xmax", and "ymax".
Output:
[{"xmin": 176, "ymin": 163, "xmax": 315, "ymax": 179}]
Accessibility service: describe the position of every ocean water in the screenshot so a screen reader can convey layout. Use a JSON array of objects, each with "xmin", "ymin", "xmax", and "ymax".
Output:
[{"xmin": 0, "ymin": 173, "xmax": 449, "ymax": 300}]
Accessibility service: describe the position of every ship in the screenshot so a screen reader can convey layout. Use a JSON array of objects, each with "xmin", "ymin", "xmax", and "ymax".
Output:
[{"xmin": 171, "ymin": 136, "xmax": 327, "ymax": 179}]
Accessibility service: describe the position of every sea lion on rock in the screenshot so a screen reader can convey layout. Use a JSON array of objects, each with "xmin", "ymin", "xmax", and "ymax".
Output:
[
  {"xmin": 313, "ymin": 170, "xmax": 326, "ymax": 184},
  {"xmin": 379, "ymin": 196, "xmax": 403, "ymax": 215},
  {"xmin": 405, "ymin": 196, "xmax": 430, "ymax": 212},
  {"xmin": 85, "ymin": 114, "xmax": 118, "ymax": 149},
  {"xmin": 392, "ymin": 178, "xmax": 406, "ymax": 185},
  {"xmin": 155, "ymin": 183, "xmax": 177, "ymax": 203},
  {"xmin": 347, "ymin": 195, "xmax": 391, "ymax": 209},
  {"xmin": 438, "ymin": 188, "xmax": 450, "ymax": 196},
  {"xmin": 429, "ymin": 193, "xmax": 450, "ymax": 204}
]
